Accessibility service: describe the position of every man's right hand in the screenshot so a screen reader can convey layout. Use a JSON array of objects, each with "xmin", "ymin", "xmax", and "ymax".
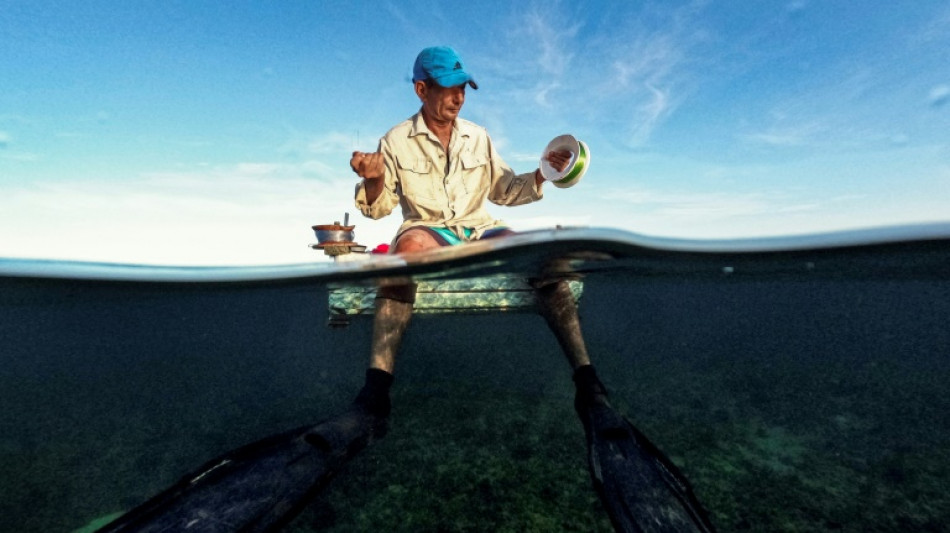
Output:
[{"xmin": 350, "ymin": 151, "xmax": 385, "ymax": 180}]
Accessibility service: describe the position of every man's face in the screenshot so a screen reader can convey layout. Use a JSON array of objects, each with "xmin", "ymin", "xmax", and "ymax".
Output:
[{"xmin": 417, "ymin": 81, "xmax": 466, "ymax": 124}]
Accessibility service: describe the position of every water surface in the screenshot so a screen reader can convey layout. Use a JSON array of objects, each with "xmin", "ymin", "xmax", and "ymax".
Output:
[{"xmin": 2, "ymin": 228, "xmax": 948, "ymax": 532}]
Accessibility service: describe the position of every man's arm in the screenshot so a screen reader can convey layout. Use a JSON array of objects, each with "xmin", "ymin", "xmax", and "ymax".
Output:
[
  {"xmin": 352, "ymin": 146, "xmax": 400, "ymax": 219},
  {"xmin": 350, "ymin": 151, "xmax": 386, "ymax": 205},
  {"xmin": 532, "ymin": 150, "xmax": 572, "ymax": 186}
]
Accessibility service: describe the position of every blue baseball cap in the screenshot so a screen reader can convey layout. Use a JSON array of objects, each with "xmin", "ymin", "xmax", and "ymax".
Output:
[{"xmin": 412, "ymin": 46, "xmax": 478, "ymax": 89}]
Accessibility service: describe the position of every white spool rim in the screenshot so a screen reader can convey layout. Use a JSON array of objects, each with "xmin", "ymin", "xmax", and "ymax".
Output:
[{"xmin": 539, "ymin": 134, "xmax": 589, "ymax": 189}]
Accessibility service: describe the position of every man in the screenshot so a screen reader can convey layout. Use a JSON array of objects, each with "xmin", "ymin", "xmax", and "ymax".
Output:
[
  {"xmin": 312, "ymin": 47, "xmax": 717, "ymax": 532},
  {"xmin": 344, "ymin": 46, "xmax": 607, "ymax": 429}
]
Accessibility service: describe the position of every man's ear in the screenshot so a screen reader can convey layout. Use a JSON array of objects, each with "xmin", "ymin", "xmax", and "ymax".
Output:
[{"xmin": 414, "ymin": 80, "xmax": 427, "ymax": 101}]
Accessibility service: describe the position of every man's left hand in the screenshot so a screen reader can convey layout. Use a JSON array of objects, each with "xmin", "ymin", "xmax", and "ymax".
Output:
[
  {"xmin": 545, "ymin": 150, "xmax": 573, "ymax": 173},
  {"xmin": 536, "ymin": 149, "xmax": 573, "ymax": 186}
]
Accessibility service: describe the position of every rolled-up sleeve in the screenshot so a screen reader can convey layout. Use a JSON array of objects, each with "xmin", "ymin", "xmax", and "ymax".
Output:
[{"xmin": 354, "ymin": 139, "xmax": 401, "ymax": 219}]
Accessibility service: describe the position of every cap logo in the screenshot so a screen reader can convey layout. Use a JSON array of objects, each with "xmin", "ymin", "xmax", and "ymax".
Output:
[{"xmin": 454, "ymin": 61, "xmax": 461, "ymax": 70}]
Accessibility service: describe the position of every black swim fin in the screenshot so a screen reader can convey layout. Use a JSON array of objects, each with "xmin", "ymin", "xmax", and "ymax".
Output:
[
  {"xmin": 97, "ymin": 407, "xmax": 385, "ymax": 533},
  {"xmin": 579, "ymin": 402, "xmax": 717, "ymax": 533}
]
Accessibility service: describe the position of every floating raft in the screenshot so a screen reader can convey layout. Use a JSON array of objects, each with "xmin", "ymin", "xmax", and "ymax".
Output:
[
  {"xmin": 327, "ymin": 275, "xmax": 583, "ymax": 327},
  {"xmin": 310, "ymin": 216, "xmax": 584, "ymax": 327}
]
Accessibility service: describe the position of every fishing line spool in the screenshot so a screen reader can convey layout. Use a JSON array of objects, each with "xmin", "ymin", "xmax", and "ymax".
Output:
[{"xmin": 539, "ymin": 134, "xmax": 590, "ymax": 189}]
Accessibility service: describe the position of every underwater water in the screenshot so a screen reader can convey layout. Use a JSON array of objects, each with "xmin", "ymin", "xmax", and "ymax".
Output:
[{"xmin": 1, "ymin": 232, "xmax": 949, "ymax": 532}]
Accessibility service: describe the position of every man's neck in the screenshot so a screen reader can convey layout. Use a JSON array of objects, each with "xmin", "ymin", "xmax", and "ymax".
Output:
[{"xmin": 421, "ymin": 110, "xmax": 453, "ymax": 149}]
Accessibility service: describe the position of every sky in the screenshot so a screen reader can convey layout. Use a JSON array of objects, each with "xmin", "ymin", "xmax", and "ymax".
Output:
[{"xmin": 1, "ymin": 0, "xmax": 948, "ymax": 266}]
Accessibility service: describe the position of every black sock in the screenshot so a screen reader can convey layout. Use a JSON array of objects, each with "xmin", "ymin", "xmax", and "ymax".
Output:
[
  {"xmin": 354, "ymin": 368, "xmax": 394, "ymax": 418},
  {"xmin": 573, "ymin": 364, "xmax": 608, "ymax": 409}
]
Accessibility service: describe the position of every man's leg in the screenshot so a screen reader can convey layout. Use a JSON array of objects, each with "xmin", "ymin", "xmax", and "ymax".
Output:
[
  {"xmin": 535, "ymin": 279, "xmax": 590, "ymax": 370},
  {"xmin": 540, "ymin": 286, "xmax": 716, "ymax": 533},
  {"xmin": 353, "ymin": 228, "xmax": 442, "ymax": 417},
  {"xmin": 481, "ymin": 229, "xmax": 608, "ymax": 408},
  {"xmin": 535, "ymin": 279, "xmax": 608, "ymax": 409},
  {"xmin": 354, "ymin": 292, "xmax": 411, "ymax": 419}
]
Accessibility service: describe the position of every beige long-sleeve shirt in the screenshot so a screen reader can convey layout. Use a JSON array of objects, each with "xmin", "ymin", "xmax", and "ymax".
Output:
[{"xmin": 354, "ymin": 111, "xmax": 543, "ymax": 242}]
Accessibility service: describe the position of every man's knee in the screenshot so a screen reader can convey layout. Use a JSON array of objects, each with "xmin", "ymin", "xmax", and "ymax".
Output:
[
  {"xmin": 376, "ymin": 283, "xmax": 418, "ymax": 304},
  {"xmin": 394, "ymin": 228, "xmax": 441, "ymax": 253}
]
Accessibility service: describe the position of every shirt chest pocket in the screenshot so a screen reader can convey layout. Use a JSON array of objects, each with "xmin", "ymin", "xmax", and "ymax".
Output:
[
  {"xmin": 459, "ymin": 153, "xmax": 489, "ymax": 194},
  {"xmin": 395, "ymin": 155, "xmax": 437, "ymax": 202}
]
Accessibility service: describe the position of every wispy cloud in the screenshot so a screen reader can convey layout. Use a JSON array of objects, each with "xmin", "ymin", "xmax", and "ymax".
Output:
[
  {"xmin": 786, "ymin": 1, "xmax": 808, "ymax": 13},
  {"xmin": 0, "ymin": 114, "xmax": 34, "ymax": 126},
  {"xmin": 503, "ymin": 213, "xmax": 593, "ymax": 230},
  {"xmin": 592, "ymin": 4, "xmax": 706, "ymax": 148},
  {"xmin": 0, "ymin": 130, "xmax": 41, "ymax": 163},
  {"xmin": 630, "ymin": 83, "xmax": 673, "ymax": 147},
  {"xmin": 600, "ymin": 185, "xmax": 824, "ymax": 219},
  {"xmin": 929, "ymin": 85, "xmax": 949, "ymax": 107},
  {"xmin": 736, "ymin": 63, "xmax": 917, "ymax": 152},
  {"xmin": 383, "ymin": 1, "xmax": 419, "ymax": 36},
  {"xmin": 532, "ymin": 81, "xmax": 561, "ymax": 108},
  {"xmin": 506, "ymin": 150, "xmax": 542, "ymax": 164},
  {"xmin": 586, "ymin": 184, "xmax": 902, "ymax": 239},
  {"xmin": 0, "ymin": 151, "xmax": 40, "ymax": 163},
  {"xmin": 912, "ymin": 3, "xmax": 950, "ymax": 45},
  {"xmin": 0, "ymin": 163, "xmax": 364, "ymax": 265},
  {"xmin": 480, "ymin": 4, "xmax": 580, "ymax": 112},
  {"xmin": 276, "ymin": 130, "xmax": 360, "ymax": 164},
  {"xmin": 475, "ymin": 3, "xmax": 702, "ymax": 147},
  {"xmin": 141, "ymin": 158, "xmax": 348, "ymax": 189},
  {"xmin": 742, "ymin": 122, "xmax": 824, "ymax": 147},
  {"xmin": 305, "ymin": 131, "xmax": 359, "ymax": 154},
  {"xmin": 609, "ymin": 33, "xmax": 682, "ymax": 90},
  {"xmin": 522, "ymin": 8, "xmax": 578, "ymax": 79}
]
